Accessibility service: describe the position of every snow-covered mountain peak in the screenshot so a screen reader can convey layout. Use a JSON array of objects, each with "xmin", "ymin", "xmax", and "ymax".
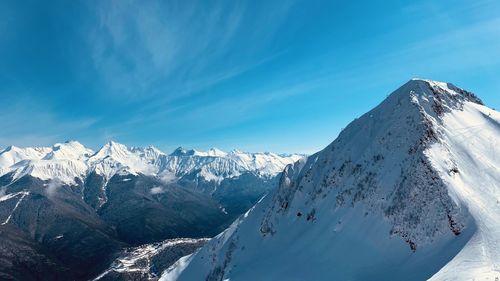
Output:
[
  {"xmin": 3, "ymin": 145, "xmax": 18, "ymax": 152},
  {"xmin": 170, "ymin": 147, "xmax": 198, "ymax": 157},
  {"xmin": 145, "ymin": 145, "xmax": 164, "ymax": 155},
  {"xmin": 257, "ymin": 79, "xmax": 474, "ymax": 242},
  {"xmin": 93, "ymin": 141, "xmax": 130, "ymax": 158},
  {"xmin": 169, "ymin": 147, "xmax": 229, "ymax": 157},
  {"xmin": 153, "ymin": 146, "xmax": 305, "ymax": 189},
  {"xmin": 0, "ymin": 145, "xmax": 52, "ymax": 176},
  {"xmin": 0, "ymin": 142, "xmax": 91, "ymax": 185},
  {"xmin": 1, "ymin": 145, "xmax": 50, "ymax": 158},
  {"xmin": 400, "ymin": 79, "xmax": 483, "ymax": 106},
  {"xmin": 205, "ymin": 148, "xmax": 227, "ymax": 157},
  {"xmin": 131, "ymin": 145, "xmax": 165, "ymax": 164},
  {"xmin": 43, "ymin": 141, "xmax": 93, "ymax": 161},
  {"xmin": 0, "ymin": 140, "xmax": 304, "ymax": 188},
  {"xmin": 88, "ymin": 141, "xmax": 158, "ymax": 180},
  {"xmin": 166, "ymin": 79, "xmax": 499, "ymax": 281}
]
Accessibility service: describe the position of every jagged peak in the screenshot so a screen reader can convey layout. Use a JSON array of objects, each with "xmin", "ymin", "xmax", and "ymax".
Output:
[
  {"xmin": 146, "ymin": 145, "xmax": 163, "ymax": 153},
  {"xmin": 87, "ymin": 141, "xmax": 134, "ymax": 165},
  {"xmin": 401, "ymin": 78, "xmax": 483, "ymax": 105},
  {"xmin": 262, "ymin": 78, "xmax": 490, "ymax": 245},
  {"xmin": 2, "ymin": 145, "xmax": 20, "ymax": 152},
  {"xmin": 63, "ymin": 139, "xmax": 82, "ymax": 144},
  {"xmin": 0, "ymin": 145, "xmax": 51, "ymax": 159},
  {"xmin": 204, "ymin": 147, "xmax": 227, "ymax": 157},
  {"xmin": 130, "ymin": 145, "xmax": 165, "ymax": 155},
  {"xmin": 1, "ymin": 140, "xmax": 304, "ymax": 184},
  {"xmin": 172, "ymin": 147, "xmax": 228, "ymax": 157},
  {"xmin": 167, "ymin": 80, "xmax": 498, "ymax": 281},
  {"xmin": 170, "ymin": 146, "xmax": 196, "ymax": 156},
  {"xmin": 104, "ymin": 140, "xmax": 125, "ymax": 147},
  {"xmin": 49, "ymin": 141, "xmax": 92, "ymax": 160},
  {"xmin": 52, "ymin": 140, "xmax": 89, "ymax": 151},
  {"xmin": 100, "ymin": 141, "xmax": 129, "ymax": 153}
]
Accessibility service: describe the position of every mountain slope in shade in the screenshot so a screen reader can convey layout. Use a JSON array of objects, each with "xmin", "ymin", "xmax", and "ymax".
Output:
[
  {"xmin": 162, "ymin": 79, "xmax": 499, "ymax": 281},
  {"xmin": 0, "ymin": 170, "xmax": 228, "ymax": 280},
  {"xmin": 0, "ymin": 224, "xmax": 69, "ymax": 281},
  {"xmin": 0, "ymin": 142, "xmax": 302, "ymax": 279},
  {"xmin": 0, "ymin": 141, "xmax": 302, "ymax": 226},
  {"xmin": 0, "ymin": 175, "xmax": 123, "ymax": 280},
  {"xmin": 0, "ymin": 141, "xmax": 303, "ymax": 223}
]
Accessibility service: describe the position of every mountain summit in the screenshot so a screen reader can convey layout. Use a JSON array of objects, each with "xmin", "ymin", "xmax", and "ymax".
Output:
[{"xmin": 163, "ymin": 79, "xmax": 500, "ymax": 281}]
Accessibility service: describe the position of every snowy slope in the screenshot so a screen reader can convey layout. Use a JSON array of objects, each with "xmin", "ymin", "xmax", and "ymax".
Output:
[
  {"xmin": 163, "ymin": 147, "xmax": 302, "ymax": 182},
  {"xmin": 227, "ymin": 151, "xmax": 303, "ymax": 178},
  {"xmin": 87, "ymin": 141, "xmax": 160, "ymax": 180},
  {"xmin": 0, "ymin": 141, "xmax": 91, "ymax": 184},
  {"xmin": 93, "ymin": 238, "xmax": 209, "ymax": 281},
  {"xmin": 425, "ymin": 91, "xmax": 500, "ymax": 280},
  {"xmin": 162, "ymin": 79, "xmax": 499, "ymax": 281},
  {"xmin": 0, "ymin": 145, "xmax": 51, "ymax": 176}
]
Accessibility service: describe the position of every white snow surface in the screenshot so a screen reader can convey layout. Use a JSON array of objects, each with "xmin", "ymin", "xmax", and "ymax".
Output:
[
  {"xmin": 0, "ymin": 141, "xmax": 303, "ymax": 185},
  {"xmin": 93, "ymin": 238, "xmax": 209, "ymax": 281},
  {"xmin": 164, "ymin": 79, "xmax": 500, "ymax": 281},
  {"xmin": 426, "ymin": 100, "xmax": 500, "ymax": 280},
  {"xmin": 1, "ymin": 141, "xmax": 90, "ymax": 184}
]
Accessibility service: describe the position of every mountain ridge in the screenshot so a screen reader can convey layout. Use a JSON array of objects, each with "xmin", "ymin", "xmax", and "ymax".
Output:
[
  {"xmin": 163, "ymin": 79, "xmax": 500, "ymax": 281},
  {"xmin": 0, "ymin": 142, "xmax": 304, "ymax": 280},
  {"xmin": 0, "ymin": 142, "xmax": 304, "ymax": 186}
]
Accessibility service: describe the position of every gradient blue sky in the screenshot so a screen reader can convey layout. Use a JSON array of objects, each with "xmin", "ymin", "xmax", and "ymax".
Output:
[{"xmin": 1, "ymin": 0, "xmax": 499, "ymax": 153}]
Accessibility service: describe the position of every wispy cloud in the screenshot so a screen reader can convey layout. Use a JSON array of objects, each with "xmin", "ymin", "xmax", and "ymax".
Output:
[
  {"xmin": 100, "ymin": 63, "xmax": 336, "ymax": 141},
  {"xmin": 89, "ymin": 0, "xmax": 295, "ymax": 100},
  {"xmin": 3, "ymin": 0, "xmax": 499, "ymax": 153}
]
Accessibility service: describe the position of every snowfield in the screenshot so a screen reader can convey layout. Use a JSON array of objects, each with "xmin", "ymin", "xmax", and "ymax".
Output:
[
  {"xmin": 426, "ymin": 96, "xmax": 500, "ymax": 280},
  {"xmin": 162, "ymin": 79, "xmax": 500, "ymax": 281}
]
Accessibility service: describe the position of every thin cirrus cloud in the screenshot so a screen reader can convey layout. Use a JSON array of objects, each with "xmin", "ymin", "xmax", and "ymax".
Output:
[
  {"xmin": 0, "ymin": 0, "xmax": 499, "ymax": 153},
  {"xmin": 88, "ymin": 0, "xmax": 295, "ymax": 101}
]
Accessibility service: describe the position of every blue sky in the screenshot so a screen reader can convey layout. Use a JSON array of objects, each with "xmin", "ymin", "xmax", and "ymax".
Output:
[{"xmin": 1, "ymin": 0, "xmax": 499, "ymax": 153}]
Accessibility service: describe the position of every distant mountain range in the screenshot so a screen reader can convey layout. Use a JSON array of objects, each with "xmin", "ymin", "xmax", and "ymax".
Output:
[
  {"xmin": 0, "ymin": 143, "xmax": 302, "ymax": 280},
  {"xmin": 0, "ymin": 141, "xmax": 302, "ymax": 188}
]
